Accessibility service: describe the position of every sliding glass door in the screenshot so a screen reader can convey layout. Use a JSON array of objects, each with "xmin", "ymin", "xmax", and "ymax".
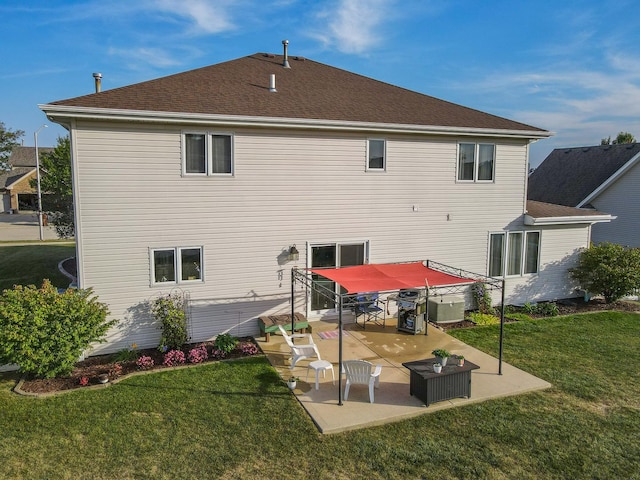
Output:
[{"xmin": 310, "ymin": 242, "xmax": 367, "ymax": 313}]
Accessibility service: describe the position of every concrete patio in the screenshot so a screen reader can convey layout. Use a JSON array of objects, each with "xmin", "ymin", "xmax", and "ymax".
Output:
[{"xmin": 258, "ymin": 316, "xmax": 551, "ymax": 434}]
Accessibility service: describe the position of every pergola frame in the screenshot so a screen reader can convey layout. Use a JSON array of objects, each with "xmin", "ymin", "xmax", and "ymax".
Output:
[{"xmin": 290, "ymin": 259, "xmax": 506, "ymax": 406}]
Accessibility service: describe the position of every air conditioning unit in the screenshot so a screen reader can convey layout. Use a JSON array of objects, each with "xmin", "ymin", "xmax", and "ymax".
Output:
[{"xmin": 427, "ymin": 295, "xmax": 465, "ymax": 324}]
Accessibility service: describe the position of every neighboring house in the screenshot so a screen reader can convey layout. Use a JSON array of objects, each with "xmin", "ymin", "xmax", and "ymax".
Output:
[
  {"xmin": 0, "ymin": 146, "xmax": 52, "ymax": 213},
  {"xmin": 529, "ymin": 143, "xmax": 640, "ymax": 247},
  {"xmin": 39, "ymin": 48, "xmax": 613, "ymax": 355}
]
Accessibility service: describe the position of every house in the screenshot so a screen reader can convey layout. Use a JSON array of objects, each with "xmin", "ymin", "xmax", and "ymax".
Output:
[
  {"xmin": 528, "ymin": 143, "xmax": 640, "ymax": 247},
  {"xmin": 1, "ymin": 146, "xmax": 52, "ymax": 213},
  {"xmin": 39, "ymin": 47, "xmax": 613, "ymax": 355}
]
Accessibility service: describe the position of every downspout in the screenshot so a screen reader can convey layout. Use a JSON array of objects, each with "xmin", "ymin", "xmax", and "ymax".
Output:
[{"xmin": 291, "ymin": 268, "xmax": 296, "ymax": 339}]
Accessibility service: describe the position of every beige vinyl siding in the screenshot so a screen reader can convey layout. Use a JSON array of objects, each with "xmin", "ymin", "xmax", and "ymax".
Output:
[
  {"xmin": 502, "ymin": 224, "xmax": 589, "ymax": 305},
  {"xmin": 71, "ymin": 121, "xmax": 562, "ymax": 354},
  {"xmin": 590, "ymin": 161, "xmax": 640, "ymax": 247}
]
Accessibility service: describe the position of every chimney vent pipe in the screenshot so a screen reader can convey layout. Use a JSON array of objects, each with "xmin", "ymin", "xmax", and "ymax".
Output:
[
  {"xmin": 269, "ymin": 74, "xmax": 277, "ymax": 92},
  {"xmin": 93, "ymin": 72, "xmax": 102, "ymax": 93},
  {"xmin": 282, "ymin": 40, "xmax": 290, "ymax": 69}
]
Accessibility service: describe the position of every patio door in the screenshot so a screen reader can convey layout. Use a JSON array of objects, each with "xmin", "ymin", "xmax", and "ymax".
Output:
[{"xmin": 309, "ymin": 242, "xmax": 367, "ymax": 314}]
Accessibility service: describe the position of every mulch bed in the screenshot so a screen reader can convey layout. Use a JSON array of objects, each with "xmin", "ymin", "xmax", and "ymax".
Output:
[{"xmin": 15, "ymin": 338, "xmax": 260, "ymax": 396}]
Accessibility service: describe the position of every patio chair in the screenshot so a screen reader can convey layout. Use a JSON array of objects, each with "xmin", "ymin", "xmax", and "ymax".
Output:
[
  {"xmin": 342, "ymin": 359, "xmax": 382, "ymax": 403},
  {"xmin": 278, "ymin": 325, "xmax": 321, "ymax": 369},
  {"xmin": 353, "ymin": 292, "xmax": 385, "ymax": 329}
]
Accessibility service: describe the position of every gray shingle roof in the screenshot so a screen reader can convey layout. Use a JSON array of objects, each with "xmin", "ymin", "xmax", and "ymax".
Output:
[
  {"xmin": 528, "ymin": 143, "xmax": 640, "ymax": 206},
  {"xmin": 47, "ymin": 53, "xmax": 548, "ymax": 134},
  {"xmin": 526, "ymin": 200, "xmax": 607, "ymax": 218},
  {"xmin": 0, "ymin": 167, "xmax": 34, "ymax": 189},
  {"xmin": 8, "ymin": 146, "xmax": 54, "ymax": 168}
]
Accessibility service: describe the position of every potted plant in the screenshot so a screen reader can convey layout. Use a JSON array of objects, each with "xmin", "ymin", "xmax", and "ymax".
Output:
[
  {"xmin": 287, "ymin": 376, "xmax": 299, "ymax": 390},
  {"xmin": 457, "ymin": 355, "xmax": 465, "ymax": 367},
  {"xmin": 432, "ymin": 348, "xmax": 451, "ymax": 366},
  {"xmin": 433, "ymin": 362, "xmax": 442, "ymax": 374}
]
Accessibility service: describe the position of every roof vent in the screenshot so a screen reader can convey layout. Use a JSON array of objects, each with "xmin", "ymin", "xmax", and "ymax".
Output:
[
  {"xmin": 282, "ymin": 39, "xmax": 291, "ymax": 69},
  {"xmin": 294, "ymin": 56, "xmax": 306, "ymax": 61},
  {"xmin": 264, "ymin": 53, "xmax": 275, "ymax": 58},
  {"xmin": 92, "ymin": 72, "xmax": 102, "ymax": 93},
  {"xmin": 269, "ymin": 74, "xmax": 277, "ymax": 93}
]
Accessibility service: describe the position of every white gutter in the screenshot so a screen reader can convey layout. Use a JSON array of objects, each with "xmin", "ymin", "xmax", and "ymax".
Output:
[
  {"xmin": 39, "ymin": 104, "xmax": 552, "ymax": 140},
  {"xmin": 576, "ymin": 151, "xmax": 640, "ymax": 207},
  {"xmin": 524, "ymin": 213, "xmax": 615, "ymax": 226}
]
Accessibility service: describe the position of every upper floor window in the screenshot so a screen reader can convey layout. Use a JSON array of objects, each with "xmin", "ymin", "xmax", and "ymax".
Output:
[
  {"xmin": 367, "ymin": 139, "xmax": 386, "ymax": 171},
  {"xmin": 151, "ymin": 246, "xmax": 203, "ymax": 285},
  {"xmin": 488, "ymin": 231, "xmax": 539, "ymax": 277},
  {"xmin": 183, "ymin": 132, "xmax": 233, "ymax": 176},
  {"xmin": 458, "ymin": 143, "xmax": 495, "ymax": 182}
]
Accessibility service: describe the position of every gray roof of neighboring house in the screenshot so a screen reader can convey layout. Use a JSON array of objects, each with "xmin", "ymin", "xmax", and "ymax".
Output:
[
  {"xmin": 8, "ymin": 146, "xmax": 54, "ymax": 167},
  {"xmin": 0, "ymin": 167, "xmax": 34, "ymax": 190},
  {"xmin": 45, "ymin": 53, "xmax": 548, "ymax": 135},
  {"xmin": 528, "ymin": 143, "xmax": 640, "ymax": 207}
]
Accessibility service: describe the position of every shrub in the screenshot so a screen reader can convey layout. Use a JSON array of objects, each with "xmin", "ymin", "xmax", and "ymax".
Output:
[
  {"xmin": 471, "ymin": 282, "xmax": 493, "ymax": 314},
  {"xmin": 213, "ymin": 333, "xmax": 238, "ymax": 354},
  {"xmin": 163, "ymin": 349, "xmax": 186, "ymax": 367},
  {"xmin": 210, "ymin": 348, "xmax": 226, "ymax": 360},
  {"xmin": 136, "ymin": 355, "xmax": 155, "ymax": 370},
  {"xmin": 570, "ymin": 242, "xmax": 640, "ymax": 303},
  {"xmin": 188, "ymin": 344, "xmax": 208, "ymax": 364},
  {"xmin": 522, "ymin": 302, "xmax": 559, "ymax": 317},
  {"xmin": 0, "ymin": 280, "xmax": 114, "ymax": 378},
  {"xmin": 238, "ymin": 341, "xmax": 259, "ymax": 356},
  {"xmin": 79, "ymin": 376, "xmax": 89, "ymax": 386},
  {"xmin": 468, "ymin": 312, "xmax": 501, "ymax": 325},
  {"xmin": 113, "ymin": 344, "xmax": 139, "ymax": 363},
  {"xmin": 152, "ymin": 294, "xmax": 188, "ymax": 351}
]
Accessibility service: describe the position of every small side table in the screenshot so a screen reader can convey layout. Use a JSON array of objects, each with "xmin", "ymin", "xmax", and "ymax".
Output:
[{"xmin": 306, "ymin": 360, "xmax": 335, "ymax": 390}]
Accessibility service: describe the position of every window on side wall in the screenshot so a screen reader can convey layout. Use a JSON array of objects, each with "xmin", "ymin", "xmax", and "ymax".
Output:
[
  {"xmin": 183, "ymin": 132, "xmax": 233, "ymax": 176},
  {"xmin": 151, "ymin": 247, "xmax": 203, "ymax": 285},
  {"xmin": 458, "ymin": 143, "xmax": 495, "ymax": 182},
  {"xmin": 367, "ymin": 139, "xmax": 386, "ymax": 171},
  {"xmin": 488, "ymin": 231, "xmax": 539, "ymax": 277}
]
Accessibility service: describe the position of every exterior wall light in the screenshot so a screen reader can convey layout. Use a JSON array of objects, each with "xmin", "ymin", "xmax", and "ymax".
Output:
[{"xmin": 288, "ymin": 244, "xmax": 300, "ymax": 261}]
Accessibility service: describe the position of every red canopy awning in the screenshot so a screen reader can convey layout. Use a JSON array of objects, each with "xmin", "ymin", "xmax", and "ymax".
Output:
[{"xmin": 309, "ymin": 262, "xmax": 473, "ymax": 294}]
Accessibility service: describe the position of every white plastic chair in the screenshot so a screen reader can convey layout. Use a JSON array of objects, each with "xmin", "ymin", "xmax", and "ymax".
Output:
[
  {"xmin": 342, "ymin": 360, "xmax": 382, "ymax": 403},
  {"xmin": 278, "ymin": 325, "xmax": 321, "ymax": 369}
]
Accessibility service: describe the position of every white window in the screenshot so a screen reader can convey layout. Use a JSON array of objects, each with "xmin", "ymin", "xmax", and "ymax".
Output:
[
  {"xmin": 458, "ymin": 143, "xmax": 495, "ymax": 182},
  {"xmin": 367, "ymin": 139, "xmax": 386, "ymax": 171},
  {"xmin": 151, "ymin": 247, "xmax": 203, "ymax": 285},
  {"xmin": 488, "ymin": 231, "xmax": 539, "ymax": 277},
  {"xmin": 183, "ymin": 132, "xmax": 233, "ymax": 176}
]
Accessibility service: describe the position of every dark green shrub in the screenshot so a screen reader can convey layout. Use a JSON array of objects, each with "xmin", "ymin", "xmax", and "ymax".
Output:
[
  {"xmin": 0, "ymin": 280, "xmax": 113, "ymax": 378},
  {"xmin": 570, "ymin": 242, "xmax": 640, "ymax": 303},
  {"xmin": 152, "ymin": 293, "xmax": 188, "ymax": 351},
  {"xmin": 213, "ymin": 333, "xmax": 238, "ymax": 354}
]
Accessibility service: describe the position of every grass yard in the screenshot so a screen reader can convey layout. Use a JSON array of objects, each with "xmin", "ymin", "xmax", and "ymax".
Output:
[
  {"xmin": 1, "ymin": 312, "xmax": 639, "ymax": 479},
  {"xmin": 0, "ymin": 243, "xmax": 76, "ymax": 291}
]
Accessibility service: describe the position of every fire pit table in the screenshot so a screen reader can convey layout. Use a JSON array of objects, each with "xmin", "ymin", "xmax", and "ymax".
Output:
[{"xmin": 402, "ymin": 357, "xmax": 479, "ymax": 406}]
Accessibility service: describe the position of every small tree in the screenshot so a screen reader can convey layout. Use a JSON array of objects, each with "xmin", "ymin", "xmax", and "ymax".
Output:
[
  {"xmin": 152, "ymin": 293, "xmax": 189, "ymax": 351},
  {"xmin": 570, "ymin": 242, "xmax": 640, "ymax": 303},
  {"xmin": 0, "ymin": 121, "xmax": 24, "ymax": 171},
  {"xmin": 35, "ymin": 136, "xmax": 74, "ymax": 238},
  {"xmin": 0, "ymin": 280, "xmax": 114, "ymax": 378}
]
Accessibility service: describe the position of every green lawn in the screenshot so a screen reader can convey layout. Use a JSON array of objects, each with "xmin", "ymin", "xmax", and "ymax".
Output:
[
  {"xmin": 0, "ymin": 244, "xmax": 76, "ymax": 291},
  {"xmin": 1, "ymin": 312, "xmax": 639, "ymax": 479}
]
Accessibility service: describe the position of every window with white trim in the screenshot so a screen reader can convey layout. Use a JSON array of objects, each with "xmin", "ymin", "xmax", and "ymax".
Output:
[
  {"xmin": 488, "ymin": 231, "xmax": 539, "ymax": 277},
  {"xmin": 151, "ymin": 246, "xmax": 203, "ymax": 284},
  {"xmin": 457, "ymin": 143, "xmax": 495, "ymax": 182},
  {"xmin": 367, "ymin": 139, "xmax": 386, "ymax": 171},
  {"xmin": 183, "ymin": 132, "xmax": 233, "ymax": 176}
]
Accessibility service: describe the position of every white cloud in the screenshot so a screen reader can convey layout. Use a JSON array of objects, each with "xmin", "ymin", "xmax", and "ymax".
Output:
[
  {"xmin": 107, "ymin": 47, "xmax": 185, "ymax": 69},
  {"xmin": 312, "ymin": 0, "xmax": 394, "ymax": 54},
  {"xmin": 152, "ymin": 0, "xmax": 236, "ymax": 35}
]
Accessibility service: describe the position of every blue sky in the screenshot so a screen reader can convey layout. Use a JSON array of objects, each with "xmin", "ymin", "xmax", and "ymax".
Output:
[{"xmin": 2, "ymin": 0, "xmax": 640, "ymax": 167}]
